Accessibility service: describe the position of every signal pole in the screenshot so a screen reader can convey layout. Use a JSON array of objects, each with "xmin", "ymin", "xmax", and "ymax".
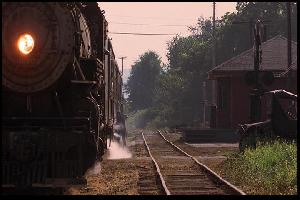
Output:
[
  {"xmin": 118, "ymin": 56, "xmax": 126, "ymax": 76},
  {"xmin": 250, "ymin": 20, "xmax": 264, "ymax": 122}
]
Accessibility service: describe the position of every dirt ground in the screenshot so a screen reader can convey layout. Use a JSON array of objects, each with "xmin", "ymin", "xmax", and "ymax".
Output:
[
  {"xmin": 65, "ymin": 129, "xmax": 239, "ymax": 195},
  {"xmin": 65, "ymin": 159, "xmax": 143, "ymax": 195}
]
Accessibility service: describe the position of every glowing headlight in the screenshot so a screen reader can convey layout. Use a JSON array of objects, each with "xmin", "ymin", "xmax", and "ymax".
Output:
[{"xmin": 18, "ymin": 34, "xmax": 34, "ymax": 55}]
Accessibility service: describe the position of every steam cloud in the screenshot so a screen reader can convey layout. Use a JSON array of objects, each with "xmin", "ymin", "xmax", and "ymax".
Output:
[{"xmin": 107, "ymin": 138, "xmax": 132, "ymax": 160}]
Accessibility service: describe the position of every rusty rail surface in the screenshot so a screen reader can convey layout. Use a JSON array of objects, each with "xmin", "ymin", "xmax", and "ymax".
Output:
[
  {"xmin": 141, "ymin": 132, "xmax": 171, "ymax": 195},
  {"xmin": 141, "ymin": 130, "xmax": 246, "ymax": 195}
]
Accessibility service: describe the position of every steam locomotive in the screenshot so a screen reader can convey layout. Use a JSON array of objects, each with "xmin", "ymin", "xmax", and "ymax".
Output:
[{"xmin": 2, "ymin": 2, "xmax": 126, "ymax": 187}]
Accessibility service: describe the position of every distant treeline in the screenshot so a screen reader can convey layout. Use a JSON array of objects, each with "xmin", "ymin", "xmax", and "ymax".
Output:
[{"xmin": 125, "ymin": 2, "xmax": 297, "ymax": 129}]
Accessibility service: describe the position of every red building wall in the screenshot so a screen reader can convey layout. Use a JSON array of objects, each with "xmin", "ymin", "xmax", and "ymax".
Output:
[
  {"xmin": 216, "ymin": 72, "xmax": 297, "ymax": 130},
  {"xmin": 230, "ymin": 76, "xmax": 251, "ymax": 129},
  {"xmin": 216, "ymin": 78, "xmax": 232, "ymax": 128}
]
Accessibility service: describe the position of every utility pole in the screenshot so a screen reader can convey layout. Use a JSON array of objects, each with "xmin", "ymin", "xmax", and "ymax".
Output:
[
  {"xmin": 203, "ymin": 81, "xmax": 206, "ymax": 128},
  {"xmin": 249, "ymin": 19, "xmax": 254, "ymax": 46},
  {"xmin": 212, "ymin": 2, "xmax": 216, "ymax": 104},
  {"xmin": 210, "ymin": 1, "xmax": 217, "ymax": 128},
  {"xmin": 118, "ymin": 56, "xmax": 126, "ymax": 76},
  {"xmin": 286, "ymin": 2, "xmax": 292, "ymax": 91}
]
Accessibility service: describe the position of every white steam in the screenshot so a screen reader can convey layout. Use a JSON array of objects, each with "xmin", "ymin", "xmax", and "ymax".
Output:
[
  {"xmin": 84, "ymin": 134, "xmax": 132, "ymax": 177},
  {"xmin": 85, "ymin": 161, "xmax": 101, "ymax": 176},
  {"xmin": 107, "ymin": 139, "xmax": 132, "ymax": 160}
]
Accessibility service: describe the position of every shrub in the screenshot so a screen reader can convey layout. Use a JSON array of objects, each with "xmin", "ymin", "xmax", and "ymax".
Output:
[
  {"xmin": 222, "ymin": 140, "xmax": 297, "ymax": 195},
  {"xmin": 126, "ymin": 109, "xmax": 156, "ymax": 129}
]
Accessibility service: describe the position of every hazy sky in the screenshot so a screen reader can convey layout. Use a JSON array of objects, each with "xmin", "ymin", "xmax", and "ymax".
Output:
[{"xmin": 99, "ymin": 2, "xmax": 237, "ymax": 75}]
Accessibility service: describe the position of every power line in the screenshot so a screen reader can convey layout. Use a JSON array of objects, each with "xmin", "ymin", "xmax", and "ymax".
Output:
[
  {"xmin": 109, "ymin": 21, "xmax": 189, "ymax": 27},
  {"xmin": 108, "ymin": 31, "xmax": 178, "ymax": 36},
  {"xmin": 108, "ymin": 14, "xmax": 195, "ymax": 21}
]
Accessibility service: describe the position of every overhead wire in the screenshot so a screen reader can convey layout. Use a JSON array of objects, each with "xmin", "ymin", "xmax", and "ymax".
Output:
[
  {"xmin": 108, "ymin": 31, "xmax": 178, "ymax": 36},
  {"xmin": 107, "ymin": 20, "xmax": 192, "ymax": 36},
  {"xmin": 107, "ymin": 14, "xmax": 196, "ymax": 21},
  {"xmin": 105, "ymin": 9, "xmax": 197, "ymax": 36},
  {"xmin": 109, "ymin": 21, "xmax": 189, "ymax": 27}
]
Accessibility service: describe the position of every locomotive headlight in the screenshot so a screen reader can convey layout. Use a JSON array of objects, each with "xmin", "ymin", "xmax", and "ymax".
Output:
[{"xmin": 17, "ymin": 34, "xmax": 34, "ymax": 55}]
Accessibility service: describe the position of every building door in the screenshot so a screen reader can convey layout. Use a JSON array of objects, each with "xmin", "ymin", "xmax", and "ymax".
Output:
[{"xmin": 217, "ymin": 78, "xmax": 231, "ymax": 128}]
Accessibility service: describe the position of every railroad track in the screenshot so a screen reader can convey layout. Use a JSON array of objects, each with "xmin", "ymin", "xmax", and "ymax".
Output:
[
  {"xmin": 141, "ymin": 130, "xmax": 246, "ymax": 195},
  {"xmin": 132, "ymin": 130, "xmax": 163, "ymax": 195},
  {"xmin": 136, "ymin": 163, "xmax": 164, "ymax": 195}
]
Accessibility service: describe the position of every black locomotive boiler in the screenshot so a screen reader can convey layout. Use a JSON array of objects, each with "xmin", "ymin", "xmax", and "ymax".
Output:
[{"xmin": 2, "ymin": 2, "xmax": 126, "ymax": 187}]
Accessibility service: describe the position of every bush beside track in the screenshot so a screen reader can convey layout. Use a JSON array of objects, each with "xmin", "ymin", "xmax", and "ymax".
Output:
[{"xmin": 220, "ymin": 139, "xmax": 297, "ymax": 195}]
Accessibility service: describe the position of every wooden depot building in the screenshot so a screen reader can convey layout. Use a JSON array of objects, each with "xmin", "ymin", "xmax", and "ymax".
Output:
[{"xmin": 208, "ymin": 35, "xmax": 297, "ymax": 129}]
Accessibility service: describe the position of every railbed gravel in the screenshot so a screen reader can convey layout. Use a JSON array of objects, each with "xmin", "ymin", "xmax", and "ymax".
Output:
[{"xmin": 65, "ymin": 129, "xmax": 239, "ymax": 195}]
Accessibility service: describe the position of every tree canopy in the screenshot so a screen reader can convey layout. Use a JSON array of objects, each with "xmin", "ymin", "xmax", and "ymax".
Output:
[
  {"xmin": 126, "ymin": 2, "xmax": 297, "ymax": 129},
  {"xmin": 125, "ymin": 51, "xmax": 162, "ymax": 111}
]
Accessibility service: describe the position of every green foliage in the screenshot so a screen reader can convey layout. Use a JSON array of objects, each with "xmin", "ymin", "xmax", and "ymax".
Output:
[
  {"xmin": 167, "ymin": 35, "xmax": 212, "ymax": 73},
  {"xmin": 125, "ymin": 2, "xmax": 298, "ymax": 129},
  {"xmin": 223, "ymin": 140, "xmax": 297, "ymax": 195},
  {"xmin": 216, "ymin": 2, "xmax": 297, "ymax": 64},
  {"xmin": 126, "ymin": 109, "xmax": 156, "ymax": 129},
  {"xmin": 150, "ymin": 71, "xmax": 185, "ymax": 128},
  {"xmin": 152, "ymin": 2, "xmax": 297, "ymax": 128},
  {"xmin": 125, "ymin": 51, "xmax": 162, "ymax": 111},
  {"xmin": 187, "ymin": 2, "xmax": 298, "ymax": 67},
  {"xmin": 151, "ymin": 23, "xmax": 215, "ymax": 127}
]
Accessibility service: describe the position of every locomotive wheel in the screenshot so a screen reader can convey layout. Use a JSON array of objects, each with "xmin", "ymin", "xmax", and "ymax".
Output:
[{"xmin": 83, "ymin": 135, "xmax": 98, "ymax": 172}]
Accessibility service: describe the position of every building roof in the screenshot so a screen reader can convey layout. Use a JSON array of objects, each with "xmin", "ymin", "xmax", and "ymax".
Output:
[{"xmin": 208, "ymin": 35, "xmax": 297, "ymax": 74}]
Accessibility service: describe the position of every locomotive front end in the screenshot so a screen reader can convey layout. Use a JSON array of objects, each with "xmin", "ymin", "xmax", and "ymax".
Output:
[
  {"xmin": 2, "ymin": 2, "xmax": 94, "ymax": 187},
  {"xmin": 2, "ymin": 2, "xmax": 75, "ymax": 93},
  {"xmin": 2, "ymin": 2, "xmax": 126, "ymax": 190}
]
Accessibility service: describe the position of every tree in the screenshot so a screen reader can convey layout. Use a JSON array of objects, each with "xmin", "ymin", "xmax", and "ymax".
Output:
[
  {"xmin": 189, "ymin": 2, "xmax": 297, "ymax": 66},
  {"xmin": 128, "ymin": 2, "xmax": 298, "ymax": 129},
  {"xmin": 152, "ymin": 33, "xmax": 213, "ymax": 127},
  {"xmin": 167, "ymin": 35, "xmax": 211, "ymax": 73},
  {"xmin": 150, "ymin": 71, "xmax": 186, "ymax": 127},
  {"xmin": 125, "ymin": 51, "xmax": 162, "ymax": 111}
]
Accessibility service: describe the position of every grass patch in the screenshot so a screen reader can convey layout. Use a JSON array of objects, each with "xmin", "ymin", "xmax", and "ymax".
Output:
[{"xmin": 222, "ymin": 140, "xmax": 297, "ymax": 195}]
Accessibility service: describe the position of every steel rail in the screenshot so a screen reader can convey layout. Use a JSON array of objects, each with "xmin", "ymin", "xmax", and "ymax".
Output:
[
  {"xmin": 141, "ymin": 132, "xmax": 171, "ymax": 195},
  {"xmin": 157, "ymin": 130, "xmax": 246, "ymax": 195}
]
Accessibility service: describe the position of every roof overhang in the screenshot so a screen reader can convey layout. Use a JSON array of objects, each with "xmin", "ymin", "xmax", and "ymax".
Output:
[{"xmin": 207, "ymin": 70, "xmax": 291, "ymax": 80}]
